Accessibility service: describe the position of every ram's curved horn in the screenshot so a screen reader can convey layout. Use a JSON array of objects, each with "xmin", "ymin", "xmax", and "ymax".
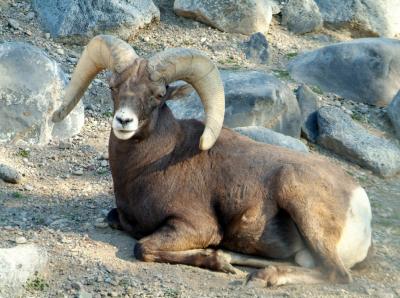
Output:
[
  {"xmin": 148, "ymin": 49, "xmax": 225, "ymax": 151},
  {"xmin": 52, "ymin": 35, "xmax": 138, "ymax": 122}
]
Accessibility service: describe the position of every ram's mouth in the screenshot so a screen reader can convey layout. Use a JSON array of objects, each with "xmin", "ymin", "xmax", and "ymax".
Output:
[{"xmin": 112, "ymin": 129, "xmax": 136, "ymax": 140}]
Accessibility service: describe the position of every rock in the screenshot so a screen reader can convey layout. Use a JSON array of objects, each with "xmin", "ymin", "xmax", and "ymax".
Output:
[
  {"xmin": 15, "ymin": 236, "xmax": 28, "ymax": 244},
  {"xmin": 32, "ymin": 0, "xmax": 160, "ymax": 42},
  {"xmin": 24, "ymin": 184, "xmax": 33, "ymax": 191},
  {"xmin": 317, "ymin": 106, "xmax": 400, "ymax": 177},
  {"xmin": 234, "ymin": 126, "xmax": 309, "ymax": 153},
  {"xmin": 26, "ymin": 12, "xmax": 35, "ymax": 20},
  {"xmin": 0, "ymin": 42, "xmax": 84, "ymax": 145},
  {"xmin": 243, "ymin": 32, "xmax": 269, "ymax": 64},
  {"xmin": 94, "ymin": 222, "xmax": 109, "ymax": 229},
  {"xmin": 168, "ymin": 70, "xmax": 302, "ymax": 138},
  {"xmin": 387, "ymin": 91, "xmax": 400, "ymax": 139},
  {"xmin": 71, "ymin": 281, "xmax": 83, "ymax": 290},
  {"xmin": 270, "ymin": 0, "xmax": 285, "ymax": 15},
  {"xmin": 8, "ymin": 18, "xmax": 20, "ymax": 30},
  {"xmin": 99, "ymin": 152, "xmax": 109, "ymax": 160},
  {"xmin": 282, "ymin": 0, "xmax": 323, "ymax": 34},
  {"xmin": 0, "ymin": 164, "xmax": 21, "ymax": 184},
  {"xmin": 296, "ymin": 85, "xmax": 319, "ymax": 142},
  {"xmin": 173, "ymin": 0, "xmax": 273, "ymax": 35},
  {"xmin": 49, "ymin": 218, "xmax": 70, "ymax": 227},
  {"xmin": 58, "ymin": 141, "xmax": 72, "ymax": 149},
  {"xmin": 0, "ymin": 245, "xmax": 48, "ymax": 297},
  {"xmin": 288, "ymin": 38, "xmax": 400, "ymax": 106},
  {"xmin": 72, "ymin": 169, "xmax": 84, "ymax": 176},
  {"xmin": 314, "ymin": 0, "xmax": 400, "ymax": 38},
  {"xmin": 78, "ymin": 290, "xmax": 93, "ymax": 298}
]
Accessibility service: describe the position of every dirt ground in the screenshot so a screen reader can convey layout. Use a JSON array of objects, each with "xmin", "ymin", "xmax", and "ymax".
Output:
[{"xmin": 0, "ymin": 0, "xmax": 399, "ymax": 297}]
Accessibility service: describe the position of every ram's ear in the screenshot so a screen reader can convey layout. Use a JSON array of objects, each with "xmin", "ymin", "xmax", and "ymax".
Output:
[{"xmin": 164, "ymin": 83, "xmax": 194, "ymax": 101}]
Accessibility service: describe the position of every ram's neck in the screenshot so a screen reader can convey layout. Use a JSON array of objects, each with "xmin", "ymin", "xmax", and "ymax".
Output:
[{"xmin": 108, "ymin": 105, "xmax": 182, "ymax": 182}]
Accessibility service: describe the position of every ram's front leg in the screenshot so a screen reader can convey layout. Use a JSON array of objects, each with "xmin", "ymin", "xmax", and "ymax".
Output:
[
  {"xmin": 133, "ymin": 217, "xmax": 241, "ymax": 274},
  {"xmin": 106, "ymin": 208, "xmax": 145, "ymax": 239}
]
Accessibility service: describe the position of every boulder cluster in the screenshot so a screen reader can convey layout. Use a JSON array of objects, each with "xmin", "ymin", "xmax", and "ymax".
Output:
[{"xmin": 1, "ymin": 0, "xmax": 400, "ymax": 180}]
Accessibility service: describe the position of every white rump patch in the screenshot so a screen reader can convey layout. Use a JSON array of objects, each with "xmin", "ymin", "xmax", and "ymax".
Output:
[
  {"xmin": 112, "ymin": 107, "xmax": 139, "ymax": 140},
  {"xmin": 337, "ymin": 187, "xmax": 372, "ymax": 268}
]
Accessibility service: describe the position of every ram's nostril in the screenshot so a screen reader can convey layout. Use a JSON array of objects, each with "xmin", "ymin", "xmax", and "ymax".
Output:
[{"xmin": 116, "ymin": 116, "xmax": 133, "ymax": 126}]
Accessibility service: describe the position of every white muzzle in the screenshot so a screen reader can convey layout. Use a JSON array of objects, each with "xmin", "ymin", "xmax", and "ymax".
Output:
[{"xmin": 112, "ymin": 107, "xmax": 139, "ymax": 140}]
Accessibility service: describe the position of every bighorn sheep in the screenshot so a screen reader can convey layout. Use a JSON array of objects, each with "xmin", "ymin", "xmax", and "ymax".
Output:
[{"xmin": 52, "ymin": 35, "xmax": 372, "ymax": 286}]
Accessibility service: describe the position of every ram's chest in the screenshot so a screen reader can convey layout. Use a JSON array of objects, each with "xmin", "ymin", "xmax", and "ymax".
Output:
[{"xmin": 114, "ymin": 175, "xmax": 179, "ymax": 231}]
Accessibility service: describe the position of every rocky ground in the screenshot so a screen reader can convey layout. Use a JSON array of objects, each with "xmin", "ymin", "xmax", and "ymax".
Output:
[{"xmin": 0, "ymin": 0, "xmax": 399, "ymax": 297}]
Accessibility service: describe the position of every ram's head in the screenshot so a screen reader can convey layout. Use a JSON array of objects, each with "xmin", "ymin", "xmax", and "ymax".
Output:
[{"xmin": 52, "ymin": 35, "xmax": 225, "ymax": 150}]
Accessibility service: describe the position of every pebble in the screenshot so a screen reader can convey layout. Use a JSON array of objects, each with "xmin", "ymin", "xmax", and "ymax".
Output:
[
  {"xmin": 99, "ymin": 152, "xmax": 109, "ymax": 160},
  {"xmin": 45, "ymin": 32, "xmax": 50, "ymax": 39},
  {"xmin": 71, "ymin": 281, "xmax": 83, "ymax": 290},
  {"xmin": 59, "ymin": 141, "xmax": 72, "ymax": 149},
  {"xmin": 78, "ymin": 290, "xmax": 92, "ymax": 298},
  {"xmin": 24, "ymin": 184, "xmax": 33, "ymax": 191},
  {"xmin": 8, "ymin": 18, "xmax": 20, "ymax": 30},
  {"xmin": 15, "ymin": 236, "xmax": 27, "ymax": 244},
  {"xmin": 67, "ymin": 56, "xmax": 78, "ymax": 63},
  {"xmin": 100, "ymin": 160, "xmax": 108, "ymax": 167},
  {"xmin": 94, "ymin": 79, "xmax": 103, "ymax": 86},
  {"xmin": 50, "ymin": 218, "xmax": 70, "ymax": 227},
  {"xmin": 57, "ymin": 48, "xmax": 65, "ymax": 55},
  {"xmin": 94, "ymin": 222, "xmax": 108, "ymax": 229},
  {"xmin": 0, "ymin": 164, "xmax": 21, "ymax": 184},
  {"xmin": 72, "ymin": 169, "xmax": 84, "ymax": 176},
  {"xmin": 14, "ymin": 139, "xmax": 28, "ymax": 147},
  {"xmin": 26, "ymin": 12, "xmax": 35, "ymax": 20}
]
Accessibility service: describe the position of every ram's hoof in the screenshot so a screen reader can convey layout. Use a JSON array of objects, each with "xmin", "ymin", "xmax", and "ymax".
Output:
[{"xmin": 106, "ymin": 208, "xmax": 122, "ymax": 230}]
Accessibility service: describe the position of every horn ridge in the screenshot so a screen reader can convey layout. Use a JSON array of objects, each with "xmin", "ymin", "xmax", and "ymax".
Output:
[
  {"xmin": 52, "ymin": 35, "xmax": 138, "ymax": 123},
  {"xmin": 148, "ymin": 48, "xmax": 225, "ymax": 150}
]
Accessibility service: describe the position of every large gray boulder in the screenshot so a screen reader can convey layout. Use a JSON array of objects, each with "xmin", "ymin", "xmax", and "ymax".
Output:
[
  {"xmin": 296, "ymin": 84, "xmax": 320, "ymax": 143},
  {"xmin": 32, "ymin": 0, "xmax": 160, "ymax": 42},
  {"xmin": 387, "ymin": 91, "xmax": 400, "ymax": 139},
  {"xmin": 0, "ymin": 245, "xmax": 48, "ymax": 297},
  {"xmin": 282, "ymin": 0, "xmax": 323, "ymax": 34},
  {"xmin": 0, "ymin": 42, "xmax": 84, "ymax": 145},
  {"xmin": 317, "ymin": 106, "xmax": 400, "ymax": 177},
  {"xmin": 173, "ymin": 0, "xmax": 272, "ymax": 35},
  {"xmin": 168, "ymin": 70, "xmax": 302, "ymax": 138},
  {"xmin": 315, "ymin": 0, "xmax": 400, "ymax": 38},
  {"xmin": 234, "ymin": 126, "xmax": 309, "ymax": 153},
  {"xmin": 288, "ymin": 38, "xmax": 400, "ymax": 107}
]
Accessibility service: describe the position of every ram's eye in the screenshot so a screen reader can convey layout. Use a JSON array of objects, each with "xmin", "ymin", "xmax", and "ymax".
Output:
[{"xmin": 109, "ymin": 86, "xmax": 117, "ymax": 92}]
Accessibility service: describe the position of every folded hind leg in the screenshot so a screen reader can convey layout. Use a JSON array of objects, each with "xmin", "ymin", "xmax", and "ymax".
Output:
[{"xmin": 270, "ymin": 165, "xmax": 354, "ymax": 284}]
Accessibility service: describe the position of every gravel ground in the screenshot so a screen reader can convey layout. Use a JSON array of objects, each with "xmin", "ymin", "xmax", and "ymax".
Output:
[{"xmin": 1, "ymin": 0, "xmax": 399, "ymax": 297}]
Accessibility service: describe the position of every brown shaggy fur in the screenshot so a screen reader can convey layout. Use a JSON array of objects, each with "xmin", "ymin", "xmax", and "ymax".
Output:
[{"xmin": 106, "ymin": 60, "xmax": 367, "ymax": 286}]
